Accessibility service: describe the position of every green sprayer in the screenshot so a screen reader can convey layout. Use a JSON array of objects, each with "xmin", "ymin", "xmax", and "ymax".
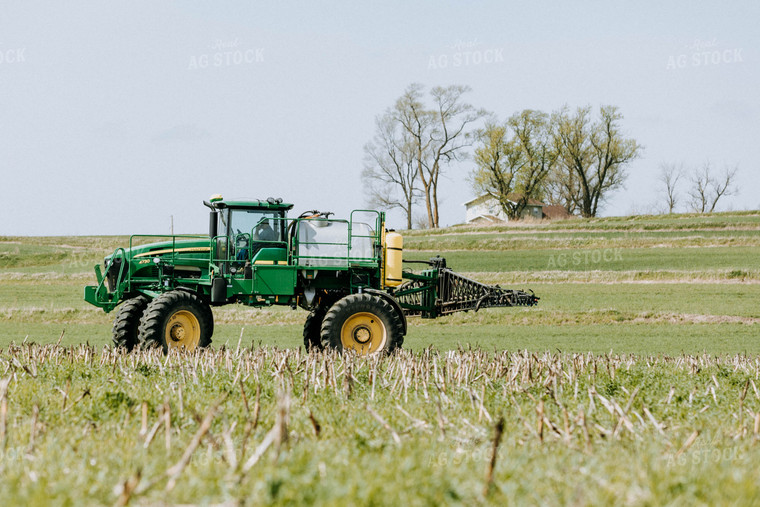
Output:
[{"xmin": 84, "ymin": 195, "xmax": 538, "ymax": 354}]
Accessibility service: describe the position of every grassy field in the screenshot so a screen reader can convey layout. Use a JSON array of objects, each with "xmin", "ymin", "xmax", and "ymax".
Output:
[
  {"xmin": 1, "ymin": 345, "xmax": 760, "ymax": 505},
  {"xmin": 1, "ymin": 210, "xmax": 759, "ymax": 504}
]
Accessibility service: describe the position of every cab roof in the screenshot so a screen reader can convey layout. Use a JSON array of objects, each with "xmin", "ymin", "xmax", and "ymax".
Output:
[{"xmin": 210, "ymin": 197, "xmax": 294, "ymax": 211}]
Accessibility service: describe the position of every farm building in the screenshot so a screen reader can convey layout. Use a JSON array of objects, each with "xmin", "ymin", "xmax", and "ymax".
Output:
[
  {"xmin": 464, "ymin": 194, "xmax": 545, "ymax": 224},
  {"xmin": 464, "ymin": 194, "xmax": 575, "ymax": 223},
  {"xmin": 542, "ymin": 204, "xmax": 575, "ymax": 220}
]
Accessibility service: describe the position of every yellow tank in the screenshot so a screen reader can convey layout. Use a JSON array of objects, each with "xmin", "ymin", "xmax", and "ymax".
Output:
[{"xmin": 384, "ymin": 231, "xmax": 403, "ymax": 287}]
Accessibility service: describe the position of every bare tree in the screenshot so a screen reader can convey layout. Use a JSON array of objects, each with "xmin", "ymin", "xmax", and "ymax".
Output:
[
  {"xmin": 688, "ymin": 162, "xmax": 738, "ymax": 213},
  {"xmin": 659, "ymin": 162, "xmax": 684, "ymax": 213},
  {"xmin": 710, "ymin": 165, "xmax": 739, "ymax": 212},
  {"xmin": 689, "ymin": 164, "xmax": 711, "ymax": 213},
  {"xmin": 362, "ymin": 113, "xmax": 420, "ymax": 229},
  {"xmin": 471, "ymin": 111, "xmax": 555, "ymax": 220},
  {"xmin": 395, "ymin": 84, "xmax": 486, "ymax": 228},
  {"xmin": 550, "ymin": 105, "xmax": 642, "ymax": 217}
]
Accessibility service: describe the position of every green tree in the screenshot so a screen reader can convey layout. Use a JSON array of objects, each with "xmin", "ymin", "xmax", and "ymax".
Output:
[
  {"xmin": 471, "ymin": 110, "xmax": 555, "ymax": 220},
  {"xmin": 550, "ymin": 105, "xmax": 641, "ymax": 217}
]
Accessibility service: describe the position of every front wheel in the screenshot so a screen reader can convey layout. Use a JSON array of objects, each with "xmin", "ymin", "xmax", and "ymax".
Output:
[
  {"xmin": 320, "ymin": 294, "xmax": 404, "ymax": 356},
  {"xmin": 112, "ymin": 295, "xmax": 149, "ymax": 351},
  {"xmin": 137, "ymin": 291, "xmax": 213, "ymax": 353}
]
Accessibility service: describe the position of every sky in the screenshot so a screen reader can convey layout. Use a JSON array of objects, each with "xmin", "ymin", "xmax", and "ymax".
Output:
[{"xmin": 1, "ymin": 1, "xmax": 758, "ymax": 235}]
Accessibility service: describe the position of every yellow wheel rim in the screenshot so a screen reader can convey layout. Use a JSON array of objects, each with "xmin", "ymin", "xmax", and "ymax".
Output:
[
  {"xmin": 165, "ymin": 310, "xmax": 201, "ymax": 350},
  {"xmin": 340, "ymin": 312, "xmax": 386, "ymax": 355}
]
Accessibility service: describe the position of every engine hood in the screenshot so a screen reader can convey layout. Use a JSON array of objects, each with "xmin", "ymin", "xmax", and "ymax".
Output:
[{"xmin": 105, "ymin": 238, "xmax": 211, "ymax": 262}]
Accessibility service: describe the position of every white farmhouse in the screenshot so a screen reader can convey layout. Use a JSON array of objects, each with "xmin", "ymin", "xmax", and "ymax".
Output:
[{"xmin": 463, "ymin": 194, "xmax": 545, "ymax": 224}]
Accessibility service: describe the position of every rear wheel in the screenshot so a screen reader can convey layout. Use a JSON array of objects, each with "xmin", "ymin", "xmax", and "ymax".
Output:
[
  {"xmin": 303, "ymin": 306, "xmax": 327, "ymax": 351},
  {"xmin": 320, "ymin": 294, "xmax": 404, "ymax": 356},
  {"xmin": 303, "ymin": 295, "xmax": 340, "ymax": 351},
  {"xmin": 138, "ymin": 291, "xmax": 212, "ymax": 353},
  {"xmin": 112, "ymin": 295, "xmax": 149, "ymax": 351}
]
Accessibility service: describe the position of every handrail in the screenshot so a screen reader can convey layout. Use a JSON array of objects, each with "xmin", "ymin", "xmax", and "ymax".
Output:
[
  {"xmin": 96, "ymin": 247, "xmax": 127, "ymax": 298},
  {"xmin": 289, "ymin": 211, "xmax": 382, "ymax": 267}
]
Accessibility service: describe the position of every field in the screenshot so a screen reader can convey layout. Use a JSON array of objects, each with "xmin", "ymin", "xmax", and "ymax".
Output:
[{"xmin": 1, "ymin": 210, "xmax": 760, "ymax": 504}]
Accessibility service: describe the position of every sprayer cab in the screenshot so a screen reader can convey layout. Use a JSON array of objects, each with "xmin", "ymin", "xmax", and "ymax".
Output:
[{"xmin": 204, "ymin": 195, "xmax": 293, "ymax": 238}]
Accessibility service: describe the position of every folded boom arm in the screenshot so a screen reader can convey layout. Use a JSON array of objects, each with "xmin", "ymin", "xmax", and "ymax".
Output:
[{"xmin": 392, "ymin": 257, "xmax": 539, "ymax": 318}]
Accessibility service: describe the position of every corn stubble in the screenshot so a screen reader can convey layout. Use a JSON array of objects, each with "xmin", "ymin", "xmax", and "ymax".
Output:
[{"xmin": 0, "ymin": 343, "xmax": 759, "ymax": 504}]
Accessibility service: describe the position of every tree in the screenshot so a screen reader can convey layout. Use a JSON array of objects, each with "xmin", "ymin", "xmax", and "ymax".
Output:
[
  {"xmin": 659, "ymin": 162, "xmax": 684, "ymax": 213},
  {"xmin": 543, "ymin": 159, "xmax": 581, "ymax": 215},
  {"xmin": 550, "ymin": 105, "xmax": 642, "ymax": 217},
  {"xmin": 508, "ymin": 110, "xmax": 555, "ymax": 213},
  {"xmin": 471, "ymin": 111, "xmax": 555, "ymax": 220},
  {"xmin": 362, "ymin": 113, "xmax": 420, "ymax": 229},
  {"xmin": 688, "ymin": 162, "xmax": 738, "ymax": 213},
  {"xmin": 394, "ymin": 84, "xmax": 486, "ymax": 228}
]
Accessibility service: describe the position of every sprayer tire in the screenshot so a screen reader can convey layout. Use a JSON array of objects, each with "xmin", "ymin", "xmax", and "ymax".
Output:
[
  {"xmin": 303, "ymin": 306, "xmax": 327, "ymax": 351},
  {"xmin": 138, "ymin": 291, "xmax": 212, "ymax": 353},
  {"xmin": 320, "ymin": 293, "xmax": 403, "ymax": 356},
  {"xmin": 112, "ymin": 295, "xmax": 149, "ymax": 351}
]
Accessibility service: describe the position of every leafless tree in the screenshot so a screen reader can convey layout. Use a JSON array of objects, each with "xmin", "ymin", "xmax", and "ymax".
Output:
[
  {"xmin": 659, "ymin": 162, "xmax": 684, "ymax": 213},
  {"xmin": 394, "ymin": 84, "xmax": 486, "ymax": 228},
  {"xmin": 362, "ymin": 113, "xmax": 420, "ymax": 229},
  {"xmin": 688, "ymin": 162, "xmax": 738, "ymax": 213}
]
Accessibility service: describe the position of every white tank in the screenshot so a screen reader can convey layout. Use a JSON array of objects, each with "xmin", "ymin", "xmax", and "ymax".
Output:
[{"xmin": 296, "ymin": 220, "xmax": 375, "ymax": 267}]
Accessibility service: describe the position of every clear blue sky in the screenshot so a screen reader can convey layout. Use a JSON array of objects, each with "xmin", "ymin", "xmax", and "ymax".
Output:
[{"xmin": 1, "ymin": 1, "xmax": 758, "ymax": 235}]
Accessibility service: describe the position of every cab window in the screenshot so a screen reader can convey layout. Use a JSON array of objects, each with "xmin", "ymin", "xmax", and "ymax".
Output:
[{"xmin": 229, "ymin": 209, "xmax": 282, "ymax": 241}]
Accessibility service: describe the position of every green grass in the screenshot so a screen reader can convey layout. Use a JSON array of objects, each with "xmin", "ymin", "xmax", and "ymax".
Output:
[
  {"xmin": 404, "ymin": 232, "xmax": 760, "ymax": 252},
  {"xmin": 2, "ymin": 280, "xmax": 759, "ymax": 354},
  {"xmin": 2, "ymin": 210, "xmax": 760, "ymax": 504},
  {"xmin": 405, "ymin": 209, "xmax": 760, "ymax": 235},
  {"xmin": 409, "ymin": 246, "xmax": 760, "ymax": 274},
  {"xmin": 3, "ymin": 320, "xmax": 759, "ymax": 356},
  {"xmin": 398, "ymin": 211, "xmax": 760, "ymax": 278},
  {"xmin": 1, "ymin": 346, "xmax": 760, "ymax": 505}
]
